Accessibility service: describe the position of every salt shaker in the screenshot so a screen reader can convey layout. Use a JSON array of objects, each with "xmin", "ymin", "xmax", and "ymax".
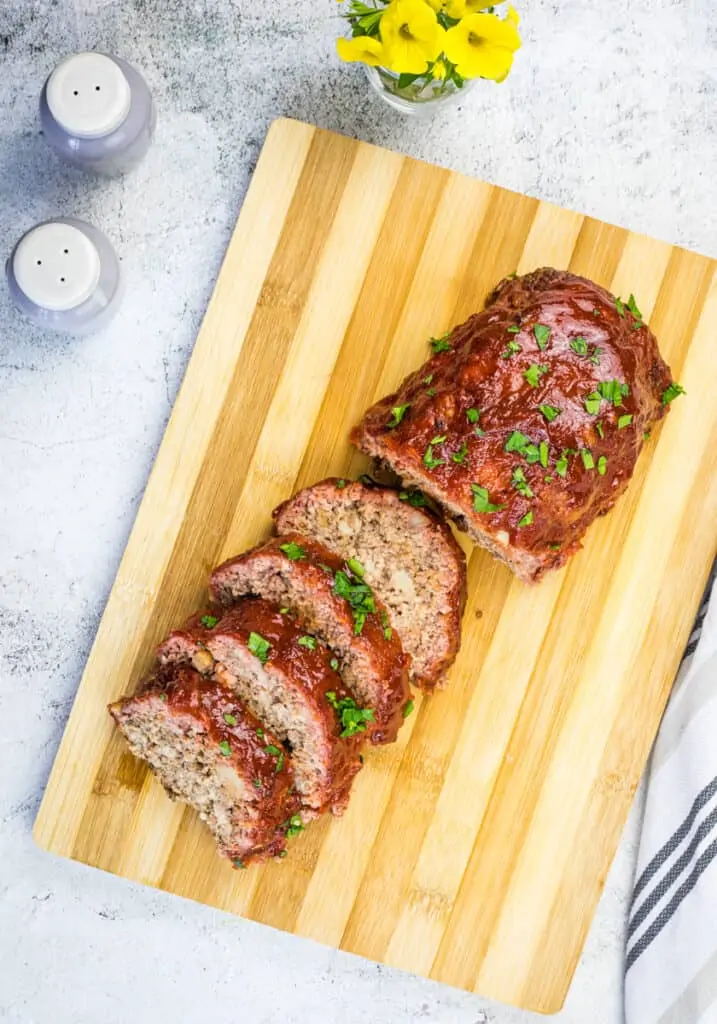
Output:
[
  {"xmin": 6, "ymin": 218, "xmax": 123, "ymax": 335},
  {"xmin": 40, "ymin": 52, "xmax": 155, "ymax": 176}
]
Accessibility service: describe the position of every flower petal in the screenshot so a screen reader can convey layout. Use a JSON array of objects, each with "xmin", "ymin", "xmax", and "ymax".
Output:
[{"xmin": 337, "ymin": 35, "xmax": 386, "ymax": 66}]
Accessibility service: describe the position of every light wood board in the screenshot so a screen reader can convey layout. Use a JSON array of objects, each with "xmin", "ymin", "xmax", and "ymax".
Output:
[{"xmin": 34, "ymin": 119, "xmax": 717, "ymax": 1014}]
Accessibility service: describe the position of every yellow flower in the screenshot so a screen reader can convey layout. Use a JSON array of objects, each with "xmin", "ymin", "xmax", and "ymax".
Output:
[
  {"xmin": 506, "ymin": 4, "xmax": 520, "ymax": 25},
  {"xmin": 380, "ymin": 0, "xmax": 446, "ymax": 75},
  {"xmin": 337, "ymin": 35, "xmax": 386, "ymax": 66},
  {"xmin": 431, "ymin": 58, "xmax": 447, "ymax": 79},
  {"xmin": 444, "ymin": 12, "xmax": 521, "ymax": 81},
  {"xmin": 441, "ymin": 0, "xmax": 496, "ymax": 17}
]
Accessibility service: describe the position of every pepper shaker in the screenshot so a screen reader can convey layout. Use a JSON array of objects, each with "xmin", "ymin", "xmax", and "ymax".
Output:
[
  {"xmin": 6, "ymin": 218, "xmax": 123, "ymax": 335},
  {"xmin": 40, "ymin": 52, "xmax": 155, "ymax": 176}
]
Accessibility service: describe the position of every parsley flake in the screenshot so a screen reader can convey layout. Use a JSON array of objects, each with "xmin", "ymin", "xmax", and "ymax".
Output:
[
  {"xmin": 471, "ymin": 484, "xmax": 504, "ymax": 514},
  {"xmin": 399, "ymin": 490, "xmax": 428, "ymax": 507},
  {"xmin": 627, "ymin": 294, "xmax": 644, "ymax": 326},
  {"xmin": 200, "ymin": 614, "xmax": 218, "ymax": 629},
  {"xmin": 403, "ymin": 699, "xmax": 415, "ymax": 718},
  {"xmin": 502, "ymin": 340, "xmax": 522, "ymax": 359},
  {"xmin": 539, "ymin": 441, "xmax": 549, "ymax": 468},
  {"xmin": 523, "ymin": 364, "xmax": 549, "ymax": 388},
  {"xmin": 507, "ymin": 324, "xmax": 521, "ymax": 334},
  {"xmin": 253, "ymin": 778, "xmax": 262, "ymax": 789},
  {"xmin": 330, "ymin": 657, "xmax": 339, "ymax": 671},
  {"xmin": 596, "ymin": 421, "xmax": 604, "ymax": 439},
  {"xmin": 233, "ymin": 859, "xmax": 246, "ymax": 870},
  {"xmin": 570, "ymin": 337, "xmax": 588, "ymax": 356},
  {"xmin": 423, "ymin": 436, "xmax": 446, "ymax": 470},
  {"xmin": 518, "ymin": 511, "xmax": 534, "ymax": 527},
  {"xmin": 425, "ymin": 387, "xmax": 436, "ymax": 397},
  {"xmin": 298, "ymin": 635, "xmax": 317, "ymax": 650},
  {"xmin": 347, "ymin": 557, "xmax": 365, "ymax": 577},
  {"xmin": 158, "ymin": 693, "xmax": 168, "ymax": 702},
  {"xmin": 597, "ymin": 455, "xmax": 607, "ymax": 476},
  {"xmin": 615, "ymin": 297, "xmax": 626, "ymax": 317},
  {"xmin": 334, "ymin": 568, "xmax": 376, "ymax": 635},
  {"xmin": 662, "ymin": 382, "xmax": 686, "ymax": 406},
  {"xmin": 533, "ymin": 324, "xmax": 551, "ymax": 350},
  {"xmin": 505, "ymin": 430, "xmax": 531, "ymax": 454},
  {"xmin": 388, "ymin": 404, "xmax": 410, "ymax": 428},
  {"xmin": 430, "ymin": 333, "xmax": 452, "ymax": 354},
  {"xmin": 248, "ymin": 631, "xmax": 271, "ymax": 664},
  {"xmin": 451, "ymin": 440, "xmax": 469, "ymax": 465},
  {"xmin": 264, "ymin": 744, "xmax": 282, "ymax": 757},
  {"xmin": 598, "ymin": 379, "xmax": 630, "ymax": 407},
  {"xmin": 423, "ymin": 373, "xmax": 434, "ymax": 386},
  {"xmin": 284, "ymin": 814, "xmax": 304, "ymax": 839},
  {"xmin": 512, "ymin": 466, "xmax": 534, "ymax": 498},
  {"xmin": 326, "ymin": 691, "xmax": 375, "ymax": 737},
  {"xmin": 256, "ymin": 728, "xmax": 264, "ymax": 738},
  {"xmin": 584, "ymin": 392, "xmax": 602, "ymax": 416},
  {"xmin": 539, "ymin": 404, "xmax": 560, "ymax": 423},
  {"xmin": 617, "ymin": 414, "xmax": 633, "ymax": 429},
  {"xmin": 279, "ymin": 542, "xmax": 306, "ymax": 561},
  {"xmin": 218, "ymin": 740, "xmax": 231, "ymax": 757},
  {"xmin": 555, "ymin": 451, "xmax": 570, "ymax": 478},
  {"xmin": 581, "ymin": 449, "xmax": 595, "ymax": 470},
  {"xmin": 643, "ymin": 430, "xmax": 651, "ymax": 441},
  {"xmin": 275, "ymin": 750, "xmax": 285, "ymax": 773},
  {"xmin": 466, "ymin": 408, "xmax": 480, "ymax": 424},
  {"xmin": 336, "ymin": 479, "xmax": 347, "ymax": 489},
  {"xmin": 223, "ymin": 713, "xmax": 237, "ymax": 726}
]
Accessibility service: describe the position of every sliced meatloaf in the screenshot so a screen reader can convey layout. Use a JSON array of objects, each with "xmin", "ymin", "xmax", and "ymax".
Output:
[
  {"xmin": 351, "ymin": 268, "xmax": 680, "ymax": 583},
  {"xmin": 158, "ymin": 598, "xmax": 364, "ymax": 816},
  {"xmin": 272, "ymin": 478, "xmax": 467, "ymax": 689},
  {"xmin": 209, "ymin": 535, "xmax": 412, "ymax": 744},
  {"xmin": 109, "ymin": 664, "xmax": 301, "ymax": 866}
]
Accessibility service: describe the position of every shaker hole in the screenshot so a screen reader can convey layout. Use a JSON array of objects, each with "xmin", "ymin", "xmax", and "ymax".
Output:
[
  {"xmin": 63, "ymin": 249, "xmax": 69, "ymax": 254},
  {"xmin": 73, "ymin": 90, "xmax": 79, "ymax": 96},
  {"xmin": 36, "ymin": 260, "xmax": 42, "ymax": 266},
  {"xmin": 60, "ymin": 277, "xmax": 66, "ymax": 283},
  {"xmin": 95, "ymin": 85, "xmax": 101, "ymax": 91}
]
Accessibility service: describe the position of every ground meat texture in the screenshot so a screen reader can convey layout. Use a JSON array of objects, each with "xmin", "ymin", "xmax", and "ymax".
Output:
[
  {"xmin": 209, "ymin": 535, "xmax": 412, "ymax": 744},
  {"xmin": 158, "ymin": 599, "xmax": 364, "ymax": 817},
  {"xmin": 351, "ymin": 268, "xmax": 677, "ymax": 583},
  {"xmin": 108, "ymin": 665, "xmax": 300, "ymax": 865},
  {"xmin": 273, "ymin": 478, "xmax": 467, "ymax": 689}
]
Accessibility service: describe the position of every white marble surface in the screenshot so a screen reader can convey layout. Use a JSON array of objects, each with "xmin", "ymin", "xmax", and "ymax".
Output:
[{"xmin": 1, "ymin": 1, "xmax": 715, "ymax": 1021}]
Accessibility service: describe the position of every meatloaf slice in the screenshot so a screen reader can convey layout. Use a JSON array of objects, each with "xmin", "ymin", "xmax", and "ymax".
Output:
[
  {"xmin": 109, "ymin": 665, "xmax": 300, "ymax": 866},
  {"xmin": 209, "ymin": 535, "xmax": 412, "ymax": 745},
  {"xmin": 351, "ymin": 267, "xmax": 680, "ymax": 583},
  {"xmin": 158, "ymin": 599, "xmax": 364, "ymax": 816},
  {"xmin": 272, "ymin": 478, "xmax": 467, "ymax": 689}
]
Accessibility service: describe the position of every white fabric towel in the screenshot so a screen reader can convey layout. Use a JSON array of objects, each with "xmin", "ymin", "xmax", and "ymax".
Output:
[{"xmin": 625, "ymin": 566, "xmax": 717, "ymax": 1024}]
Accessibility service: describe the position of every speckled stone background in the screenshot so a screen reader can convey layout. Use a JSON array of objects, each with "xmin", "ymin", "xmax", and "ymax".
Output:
[{"xmin": 1, "ymin": 1, "xmax": 715, "ymax": 1021}]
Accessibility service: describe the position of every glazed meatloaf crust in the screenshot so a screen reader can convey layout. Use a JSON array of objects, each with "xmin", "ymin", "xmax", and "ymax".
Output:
[
  {"xmin": 273, "ymin": 478, "xmax": 467, "ymax": 689},
  {"xmin": 209, "ymin": 534, "xmax": 412, "ymax": 744},
  {"xmin": 158, "ymin": 599, "xmax": 364, "ymax": 817},
  {"xmin": 351, "ymin": 268, "xmax": 678, "ymax": 582},
  {"xmin": 109, "ymin": 665, "xmax": 300, "ymax": 865}
]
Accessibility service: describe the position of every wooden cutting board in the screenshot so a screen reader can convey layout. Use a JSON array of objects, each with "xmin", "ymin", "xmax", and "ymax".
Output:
[{"xmin": 34, "ymin": 118, "xmax": 717, "ymax": 1014}]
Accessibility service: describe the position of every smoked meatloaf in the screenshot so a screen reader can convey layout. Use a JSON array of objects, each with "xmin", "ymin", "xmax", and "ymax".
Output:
[
  {"xmin": 158, "ymin": 598, "xmax": 364, "ymax": 817},
  {"xmin": 209, "ymin": 534, "xmax": 412, "ymax": 744},
  {"xmin": 109, "ymin": 665, "xmax": 301, "ymax": 865},
  {"xmin": 273, "ymin": 478, "xmax": 467, "ymax": 689},
  {"xmin": 351, "ymin": 268, "xmax": 681, "ymax": 583}
]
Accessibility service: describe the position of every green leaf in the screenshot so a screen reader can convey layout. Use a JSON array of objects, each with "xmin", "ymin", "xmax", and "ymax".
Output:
[
  {"xmin": 330, "ymin": 657, "xmax": 339, "ymax": 671},
  {"xmin": 403, "ymin": 699, "xmax": 415, "ymax": 718},
  {"xmin": 615, "ymin": 297, "xmax": 626, "ymax": 317},
  {"xmin": 284, "ymin": 814, "xmax": 304, "ymax": 839},
  {"xmin": 451, "ymin": 440, "xmax": 469, "ymax": 465},
  {"xmin": 523, "ymin": 364, "xmax": 549, "ymax": 388},
  {"xmin": 326, "ymin": 690, "xmax": 375, "ymax": 737},
  {"xmin": 335, "ymin": 479, "xmax": 347, "ymax": 489},
  {"xmin": 223, "ymin": 713, "xmax": 237, "ymax": 726},
  {"xmin": 584, "ymin": 392, "xmax": 601, "ymax": 416},
  {"xmin": 298, "ymin": 635, "xmax": 317, "ymax": 650},
  {"xmin": 597, "ymin": 379, "xmax": 630, "ymax": 407},
  {"xmin": 347, "ymin": 557, "xmax": 365, "ymax": 577},
  {"xmin": 398, "ymin": 71, "xmax": 425, "ymax": 89},
  {"xmin": 387, "ymin": 404, "xmax": 410, "ymax": 428},
  {"xmin": 595, "ymin": 421, "xmax": 604, "ymax": 439},
  {"xmin": 597, "ymin": 455, "xmax": 607, "ymax": 476},
  {"xmin": 429, "ymin": 332, "xmax": 452, "ymax": 354},
  {"xmin": 533, "ymin": 324, "xmax": 551, "ymax": 350},
  {"xmin": 218, "ymin": 740, "xmax": 231, "ymax": 757},
  {"xmin": 505, "ymin": 430, "xmax": 531, "ymax": 454},
  {"xmin": 200, "ymin": 614, "xmax": 218, "ymax": 629},
  {"xmin": 626, "ymin": 293, "xmax": 643, "ymax": 324},
  {"xmin": 399, "ymin": 489, "xmax": 428, "ymax": 507},
  {"xmin": 511, "ymin": 466, "xmax": 533, "ymax": 498},
  {"xmin": 279, "ymin": 542, "xmax": 306, "ymax": 561},
  {"xmin": 581, "ymin": 449, "xmax": 595, "ymax": 470},
  {"xmin": 471, "ymin": 484, "xmax": 504, "ymax": 514},
  {"xmin": 662, "ymin": 382, "xmax": 686, "ymax": 405},
  {"xmin": 507, "ymin": 324, "xmax": 521, "ymax": 334},
  {"xmin": 539, "ymin": 441, "xmax": 549, "ymax": 469},
  {"xmin": 617, "ymin": 414, "xmax": 633, "ymax": 429},
  {"xmin": 248, "ymin": 631, "xmax": 271, "ymax": 664},
  {"xmin": 539, "ymin": 404, "xmax": 560, "ymax": 422},
  {"xmin": 423, "ymin": 439, "xmax": 445, "ymax": 470},
  {"xmin": 264, "ymin": 744, "xmax": 282, "ymax": 756},
  {"xmin": 466, "ymin": 408, "xmax": 480, "ymax": 424},
  {"xmin": 501, "ymin": 340, "xmax": 522, "ymax": 359},
  {"xmin": 570, "ymin": 337, "xmax": 588, "ymax": 356},
  {"xmin": 517, "ymin": 511, "xmax": 534, "ymax": 528},
  {"xmin": 555, "ymin": 451, "xmax": 570, "ymax": 478}
]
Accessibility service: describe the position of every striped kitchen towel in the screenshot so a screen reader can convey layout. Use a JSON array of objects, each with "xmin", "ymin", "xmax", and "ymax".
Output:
[{"xmin": 625, "ymin": 564, "xmax": 717, "ymax": 1024}]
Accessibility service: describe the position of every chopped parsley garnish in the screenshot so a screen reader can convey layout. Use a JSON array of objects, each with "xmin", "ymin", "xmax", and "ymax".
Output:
[
  {"xmin": 451, "ymin": 440, "xmax": 469, "ymax": 465},
  {"xmin": 589, "ymin": 346, "xmax": 603, "ymax": 366},
  {"xmin": 218, "ymin": 740, "xmax": 231, "ymax": 757},
  {"xmin": 555, "ymin": 451, "xmax": 570, "ymax": 478},
  {"xmin": 248, "ymin": 631, "xmax": 271, "ymax": 664},
  {"xmin": 617, "ymin": 414, "xmax": 633, "ymax": 429},
  {"xmin": 200, "ymin": 614, "xmax": 218, "ymax": 628},
  {"xmin": 584, "ymin": 392, "xmax": 601, "ymax": 416},
  {"xmin": 507, "ymin": 324, "xmax": 521, "ymax": 334},
  {"xmin": 279, "ymin": 541, "xmax": 306, "ymax": 561},
  {"xmin": 533, "ymin": 324, "xmax": 551, "ymax": 350},
  {"xmin": 334, "ymin": 568, "xmax": 376, "ymax": 635},
  {"xmin": 511, "ymin": 466, "xmax": 534, "ymax": 498},
  {"xmin": 223, "ymin": 713, "xmax": 237, "ymax": 726},
  {"xmin": 347, "ymin": 557, "xmax": 365, "ymax": 577},
  {"xmin": 595, "ymin": 421, "xmax": 604, "ymax": 439},
  {"xmin": 330, "ymin": 657, "xmax": 339, "ymax": 671},
  {"xmin": 539, "ymin": 441, "xmax": 549, "ymax": 469},
  {"xmin": 233, "ymin": 859, "xmax": 246, "ymax": 869},
  {"xmin": 570, "ymin": 337, "xmax": 588, "ymax": 356},
  {"xmin": 318, "ymin": 563, "xmax": 333, "ymax": 574},
  {"xmin": 425, "ymin": 388, "xmax": 436, "ymax": 397},
  {"xmin": 336, "ymin": 479, "xmax": 347, "ymax": 489},
  {"xmin": 159, "ymin": 693, "xmax": 168, "ymax": 702},
  {"xmin": 466, "ymin": 408, "xmax": 480, "ymax": 424},
  {"xmin": 264, "ymin": 744, "xmax": 282, "ymax": 757},
  {"xmin": 505, "ymin": 430, "xmax": 531, "ymax": 454},
  {"xmin": 581, "ymin": 449, "xmax": 595, "ymax": 470},
  {"xmin": 423, "ymin": 373, "xmax": 434, "ymax": 386},
  {"xmin": 597, "ymin": 455, "xmax": 607, "ymax": 476},
  {"xmin": 326, "ymin": 691, "xmax": 375, "ymax": 737},
  {"xmin": 403, "ymin": 699, "xmax": 415, "ymax": 718},
  {"xmin": 593, "ymin": 308, "xmax": 601, "ymax": 316},
  {"xmin": 627, "ymin": 293, "xmax": 644, "ymax": 326},
  {"xmin": 253, "ymin": 778, "xmax": 262, "ymax": 789},
  {"xmin": 279, "ymin": 850, "xmax": 288, "ymax": 858},
  {"xmin": 399, "ymin": 490, "xmax": 427, "ymax": 507},
  {"xmin": 430, "ymin": 333, "xmax": 452, "ymax": 354},
  {"xmin": 275, "ymin": 751, "xmax": 285, "ymax": 773},
  {"xmin": 388, "ymin": 404, "xmax": 410, "ymax": 428},
  {"xmin": 615, "ymin": 296, "xmax": 626, "ymax": 317},
  {"xmin": 518, "ymin": 511, "xmax": 534, "ymax": 528},
  {"xmin": 298, "ymin": 635, "xmax": 317, "ymax": 650},
  {"xmin": 423, "ymin": 436, "xmax": 446, "ymax": 470},
  {"xmin": 501, "ymin": 340, "xmax": 522, "ymax": 358},
  {"xmin": 544, "ymin": 474, "xmax": 553, "ymax": 483},
  {"xmin": 523, "ymin": 363, "xmax": 549, "ymax": 388},
  {"xmin": 382, "ymin": 610, "xmax": 393, "ymax": 641},
  {"xmin": 662, "ymin": 382, "xmax": 686, "ymax": 406},
  {"xmin": 539, "ymin": 404, "xmax": 560, "ymax": 422},
  {"xmin": 598, "ymin": 379, "xmax": 630, "ymax": 407},
  {"xmin": 524, "ymin": 443, "xmax": 541, "ymax": 464},
  {"xmin": 256, "ymin": 727, "xmax": 264, "ymax": 738},
  {"xmin": 549, "ymin": 542, "xmax": 561, "ymax": 550},
  {"xmin": 643, "ymin": 430, "xmax": 651, "ymax": 441},
  {"xmin": 474, "ymin": 427, "xmax": 486, "ymax": 437},
  {"xmin": 279, "ymin": 607, "xmax": 290, "ymax": 615},
  {"xmin": 284, "ymin": 814, "xmax": 304, "ymax": 839},
  {"xmin": 471, "ymin": 484, "xmax": 504, "ymax": 514}
]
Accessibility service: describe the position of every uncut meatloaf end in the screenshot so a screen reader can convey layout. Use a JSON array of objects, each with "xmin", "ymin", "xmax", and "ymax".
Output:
[
  {"xmin": 351, "ymin": 267, "xmax": 678, "ymax": 583},
  {"xmin": 273, "ymin": 477, "xmax": 467, "ymax": 689},
  {"xmin": 109, "ymin": 664, "xmax": 301, "ymax": 865},
  {"xmin": 208, "ymin": 534, "xmax": 412, "ymax": 744},
  {"xmin": 158, "ymin": 598, "xmax": 364, "ymax": 817}
]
